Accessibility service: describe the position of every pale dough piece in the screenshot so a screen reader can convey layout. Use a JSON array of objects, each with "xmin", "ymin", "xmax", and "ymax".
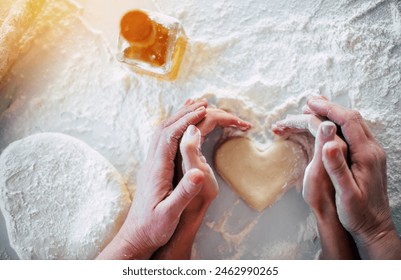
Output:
[
  {"xmin": 214, "ymin": 137, "xmax": 305, "ymax": 211},
  {"xmin": 0, "ymin": 0, "xmax": 78, "ymax": 81},
  {"xmin": 0, "ymin": 133, "xmax": 131, "ymax": 259}
]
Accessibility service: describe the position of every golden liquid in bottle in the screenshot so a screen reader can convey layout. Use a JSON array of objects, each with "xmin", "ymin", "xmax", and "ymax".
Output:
[
  {"xmin": 120, "ymin": 10, "xmax": 186, "ymax": 80},
  {"xmin": 167, "ymin": 35, "xmax": 187, "ymax": 80}
]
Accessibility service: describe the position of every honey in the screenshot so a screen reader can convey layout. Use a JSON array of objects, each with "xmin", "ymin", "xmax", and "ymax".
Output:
[{"xmin": 117, "ymin": 10, "xmax": 187, "ymax": 80}]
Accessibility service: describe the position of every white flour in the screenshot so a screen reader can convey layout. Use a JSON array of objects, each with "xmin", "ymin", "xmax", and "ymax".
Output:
[{"xmin": 0, "ymin": 0, "xmax": 400, "ymax": 259}]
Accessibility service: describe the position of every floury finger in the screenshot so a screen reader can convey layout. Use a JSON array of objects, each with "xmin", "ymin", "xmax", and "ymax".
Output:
[
  {"xmin": 302, "ymin": 121, "xmax": 337, "ymax": 210},
  {"xmin": 307, "ymin": 96, "xmax": 374, "ymax": 147},
  {"xmin": 272, "ymin": 114, "xmax": 323, "ymax": 137},
  {"xmin": 155, "ymin": 106, "xmax": 206, "ymax": 161},
  {"xmin": 180, "ymin": 125, "xmax": 205, "ymax": 173},
  {"xmin": 161, "ymin": 99, "xmax": 208, "ymax": 128},
  {"xmin": 158, "ymin": 168, "xmax": 204, "ymax": 219},
  {"xmin": 196, "ymin": 108, "xmax": 252, "ymax": 143}
]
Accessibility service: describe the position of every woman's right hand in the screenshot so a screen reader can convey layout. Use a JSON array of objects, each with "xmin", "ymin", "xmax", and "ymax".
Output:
[
  {"xmin": 97, "ymin": 99, "xmax": 209, "ymax": 260},
  {"xmin": 306, "ymin": 96, "xmax": 401, "ymax": 259}
]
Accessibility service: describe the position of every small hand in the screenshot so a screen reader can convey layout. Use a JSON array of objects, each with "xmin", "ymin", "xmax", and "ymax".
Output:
[
  {"xmin": 273, "ymin": 113, "xmax": 359, "ymax": 259},
  {"xmin": 180, "ymin": 125, "xmax": 219, "ymax": 210},
  {"xmin": 273, "ymin": 112, "xmax": 348, "ymax": 204},
  {"xmin": 152, "ymin": 102, "xmax": 252, "ymax": 260},
  {"xmin": 272, "ymin": 112, "xmax": 347, "ymax": 163},
  {"xmin": 175, "ymin": 102, "xmax": 252, "ymax": 208},
  {"xmin": 152, "ymin": 124, "xmax": 219, "ymax": 259},
  {"xmin": 183, "ymin": 103, "xmax": 252, "ymax": 206},
  {"xmin": 196, "ymin": 106, "xmax": 252, "ymax": 143}
]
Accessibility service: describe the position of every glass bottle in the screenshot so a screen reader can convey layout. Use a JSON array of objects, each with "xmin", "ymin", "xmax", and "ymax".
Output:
[{"xmin": 117, "ymin": 9, "xmax": 187, "ymax": 80}]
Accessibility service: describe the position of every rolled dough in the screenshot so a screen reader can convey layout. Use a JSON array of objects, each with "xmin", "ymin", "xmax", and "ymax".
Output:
[
  {"xmin": 0, "ymin": 0, "xmax": 78, "ymax": 82},
  {"xmin": 214, "ymin": 137, "xmax": 305, "ymax": 211},
  {"xmin": 0, "ymin": 133, "xmax": 131, "ymax": 259}
]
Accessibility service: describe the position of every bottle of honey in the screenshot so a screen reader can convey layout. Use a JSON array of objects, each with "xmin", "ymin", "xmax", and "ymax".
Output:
[{"xmin": 117, "ymin": 10, "xmax": 187, "ymax": 80}]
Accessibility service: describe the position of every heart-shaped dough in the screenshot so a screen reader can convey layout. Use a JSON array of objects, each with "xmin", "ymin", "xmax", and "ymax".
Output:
[{"xmin": 214, "ymin": 137, "xmax": 305, "ymax": 211}]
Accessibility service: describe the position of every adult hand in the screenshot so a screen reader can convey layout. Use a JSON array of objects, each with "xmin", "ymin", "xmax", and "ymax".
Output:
[
  {"xmin": 97, "ymin": 99, "xmax": 209, "ymax": 260},
  {"xmin": 152, "ymin": 103, "xmax": 252, "ymax": 259},
  {"xmin": 273, "ymin": 112, "xmax": 348, "ymax": 208},
  {"xmin": 151, "ymin": 124, "xmax": 218, "ymax": 259},
  {"xmin": 307, "ymin": 95, "xmax": 401, "ymax": 259},
  {"xmin": 273, "ymin": 114, "xmax": 359, "ymax": 259}
]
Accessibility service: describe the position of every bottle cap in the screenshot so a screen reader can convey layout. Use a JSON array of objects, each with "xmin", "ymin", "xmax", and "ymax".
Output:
[{"xmin": 120, "ymin": 10, "xmax": 155, "ymax": 46}]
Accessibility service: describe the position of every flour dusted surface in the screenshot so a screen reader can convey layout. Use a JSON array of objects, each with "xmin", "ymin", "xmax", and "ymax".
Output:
[
  {"xmin": 156, "ymin": 0, "xmax": 401, "ymax": 259},
  {"xmin": 0, "ymin": 0, "xmax": 400, "ymax": 259},
  {"xmin": 0, "ymin": 133, "xmax": 131, "ymax": 259}
]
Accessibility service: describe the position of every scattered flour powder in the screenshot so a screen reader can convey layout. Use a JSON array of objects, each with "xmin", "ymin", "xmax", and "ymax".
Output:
[{"xmin": 0, "ymin": 0, "xmax": 400, "ymax": 259}]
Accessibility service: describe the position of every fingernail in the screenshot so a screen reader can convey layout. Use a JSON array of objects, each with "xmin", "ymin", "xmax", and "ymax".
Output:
[
  {"xmin": 182, "ymin": 125, "xmax": 199, "ymax": 146},
  {"xmin": 196, "ymin": 106, "xmax": 206, "ymax": 112},
  {"xmin": 272, "ymin": 127, "xmax": 284, "ymax": 136},
  {"xmin": 308, "ymin": 98, "xmax": 325, "ymax": 107},
  {"xmin": 188, "ymin": 125, "xmax": 198, "ymax": 136},
  {"xmin": 321, "ymin": 122, "xmax": 335, "ymax": 137},
  {"xmin": 239, "ymin": 120, "xmax": 252, "ymax": 130},
  {"xmin": 302, "ymin": 105, "xmax": 311, "ymax": 113},
  {"xmin": 184, "ymin": 99, "xmax": 194, "ymax": 105}
]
